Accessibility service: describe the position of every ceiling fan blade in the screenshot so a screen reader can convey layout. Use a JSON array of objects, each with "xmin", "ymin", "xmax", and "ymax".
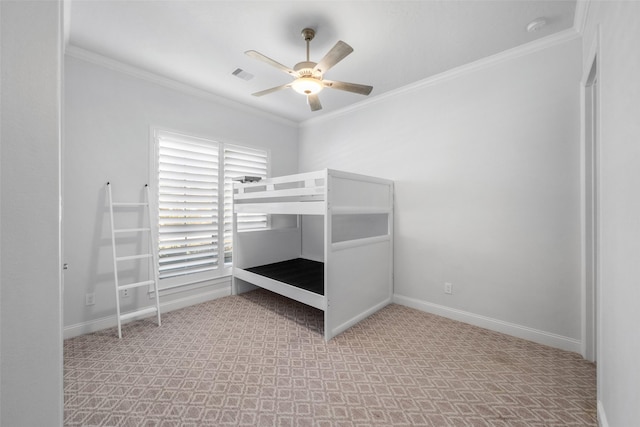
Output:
[
  {"xmin": 245, "ymin": 50, "xmax": 296, "ymax": 76},
  {"xmin": 307, "ymin": 94, "xmax": 322, "ymax": 111},
  {"xmin": 252, "ymin": 84, "xmax": 291, "ymax": 97},
  {"xmin": 323, "ymin": 80, "xmax": 373, "ymax": 96},
  {"xmin": 313, "ymin": 41, "xmax": 353, "ymax": 74}
]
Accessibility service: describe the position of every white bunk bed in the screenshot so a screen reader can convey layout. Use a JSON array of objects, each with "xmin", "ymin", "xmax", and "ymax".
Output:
[{"xmin": 232, "ymin": 169, "xmax": 394, "ymax": 340}]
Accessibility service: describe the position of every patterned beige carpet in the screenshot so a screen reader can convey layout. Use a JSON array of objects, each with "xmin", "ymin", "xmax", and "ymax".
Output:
[{"xmin": 64, "ymin": 289, "xmax": 596, "ymax": 426}]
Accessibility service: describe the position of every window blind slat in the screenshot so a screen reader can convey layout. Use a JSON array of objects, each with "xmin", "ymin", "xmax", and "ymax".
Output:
[
  {"xmin": 160, "ymin": 243, "xmax": 217, "ymax": 256},
  {"xmin": 159, "ymin": 162, "xmax": 218, "ymax": 177},
  {"xmin": 159, "ymin": 193, "xmax": 218, "ymax": 203},
  {"xmin": 159, "ymin": 146, "xmax": 218, "ymax": 162},
  {"xmin": 159, "ymin": 187, "xmax": 217, "ymax": 197},
  {"xmin": 159, "ymin": 170, "xmax": 218, "ymax": 183},
  {"xmin": 158, "ymin": 236, "xmax": 215, "ymax": 245},
  {"xmin": 158, "ymin": 137, "xmax": 218, "ymax": 154},
  {"xmin": 159, "ymin": 225, "xmax": 217, "ymax": 234},
  {"xmin": 158, "ymin": 257, "xmax": 218, "ymax": 273},
  {"xmin": 159, "ymin": 251, "xmax": 217, "ymax": 265},
  {"xmin": 159, "ymin": 218, "xmax": 217, "ymax": 226},
  {"xmin": 160, "ymin": 155, "xmax": 217, "ymax": 170}
]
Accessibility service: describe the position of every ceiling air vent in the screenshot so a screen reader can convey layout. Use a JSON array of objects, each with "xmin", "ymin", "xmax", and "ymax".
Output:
[{"xmin": 232, "ymin": 68, "xmax": 254, "ymax": 81}]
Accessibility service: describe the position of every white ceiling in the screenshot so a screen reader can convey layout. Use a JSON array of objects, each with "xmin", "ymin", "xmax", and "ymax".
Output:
[{"xmin": 67, "ymin": 1, "xmax": 577, "ymax": 123}]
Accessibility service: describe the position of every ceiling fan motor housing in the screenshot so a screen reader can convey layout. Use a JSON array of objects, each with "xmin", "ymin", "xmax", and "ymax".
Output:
[{"xmin": 294, "ymin": 61, "xmax": 321, "ymax": 79}]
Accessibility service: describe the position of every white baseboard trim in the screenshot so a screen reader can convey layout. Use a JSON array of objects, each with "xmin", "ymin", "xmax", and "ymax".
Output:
[
  {"xmin": 160, "ymin": 287, "xmax": 230, "ymax": 314},
  {"xmin": 597, "ymin": 400, "xmax": 609, "ymax": 427},
  {"xmin": 393, "ymin": 294, "xmax": 581, "ymax": 353},
  {"xmin": 64, "ymin": 286, "xmax": 230, "ymax": 339}
]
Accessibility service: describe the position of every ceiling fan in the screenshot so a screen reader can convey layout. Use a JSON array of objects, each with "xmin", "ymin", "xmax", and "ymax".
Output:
[{"xmin": 246, "ymin": 28, "xmax": 373, "ymax": 112}]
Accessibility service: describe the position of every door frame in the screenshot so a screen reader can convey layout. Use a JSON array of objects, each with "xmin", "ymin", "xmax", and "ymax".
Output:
[{"xmin": 580, "ymin": 27, "xmax": 600, "ymax": 363}]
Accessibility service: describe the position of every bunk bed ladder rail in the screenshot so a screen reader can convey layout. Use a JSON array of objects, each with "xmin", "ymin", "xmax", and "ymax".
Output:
[{"xmin": 107, "ymin": 182, "xmax": 162, "ymax": 338}]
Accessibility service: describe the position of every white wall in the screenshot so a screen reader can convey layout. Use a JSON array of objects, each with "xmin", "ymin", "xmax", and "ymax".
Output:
[
  {"xmin": 63, "ymin": 55, "xmax": 298, "ymax": 336},
  {"xmin": 299, "ymin": 37, "xmax": 583, "ymax": 351},
  {"xmin": 581, "ymin": 2, "xmax": 640, "ymax": 425},
  {"xmin": 1, "ymin": 1, "xmax": 63, "ymax": 425}
]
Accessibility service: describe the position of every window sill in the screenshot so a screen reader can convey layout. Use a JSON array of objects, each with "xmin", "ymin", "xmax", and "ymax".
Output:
[{"xmin": 158, "ymin": 269, "xmax": 232, "ymax": 293}]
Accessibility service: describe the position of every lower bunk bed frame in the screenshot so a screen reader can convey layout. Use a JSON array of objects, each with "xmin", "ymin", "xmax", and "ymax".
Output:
[{"xmin": 232, "ymin": 169, "xmax": 394, "ymax": 340}]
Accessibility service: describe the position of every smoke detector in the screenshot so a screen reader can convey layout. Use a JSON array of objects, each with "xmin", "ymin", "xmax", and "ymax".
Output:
[{"xmin": 526, "ymin": 17, "xmax": 547, "ymax": 33}]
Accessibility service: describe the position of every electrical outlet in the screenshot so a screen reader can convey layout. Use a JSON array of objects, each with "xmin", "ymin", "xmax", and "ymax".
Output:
[
  {"xmin": 444, "ymin": 282, "xmax": 453, "ymax": 295},
  {"xmin": 121, "ymin": 288, "xmax": 130, "ymax": 298},
  {"xmin": 85, "ymin": 293, "xmax": 95, "ymax": 306}
]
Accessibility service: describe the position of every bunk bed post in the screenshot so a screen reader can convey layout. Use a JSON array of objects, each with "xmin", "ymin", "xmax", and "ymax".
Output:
[
  {"xmin": 231, "ymin": 181, "xmax": 238, "ymax": 295},
  {"xmin": 388, "ymin": 183, "xmax": 395, "ymax": 301},
  {"xmin": 323, "ymin": 169, "xmax": 332, "ymax": 341}
]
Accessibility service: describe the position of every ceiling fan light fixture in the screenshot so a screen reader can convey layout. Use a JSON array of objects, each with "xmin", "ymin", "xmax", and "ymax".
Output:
[{"xmin": 291, "ymin": 77, "xmax": 323, "ymax": 95}]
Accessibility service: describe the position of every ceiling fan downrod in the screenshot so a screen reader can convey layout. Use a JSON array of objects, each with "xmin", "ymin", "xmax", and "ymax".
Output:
[{"xmin": 301, "ymin": 28, "xmax": 315, "ymax": 62}]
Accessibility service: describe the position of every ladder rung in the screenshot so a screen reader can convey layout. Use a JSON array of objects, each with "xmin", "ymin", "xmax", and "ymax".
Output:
[
  {"xmin": 113, "ymin": 227, "xmax": 150, "ymax": 233},
  {"xmin": 116, "ymin": 254, "xmax": 152, "ymax": 262},
  {"xmin": 119, "ymin": 306, "xmax": 158, "ymax": 321},
  {"xmin": 118, "ymin": 280, "xmax": 155, "ymax": 291},
  {"xmin": 112, "ymin": 202, "xmax": 148, "ymax": 207}
]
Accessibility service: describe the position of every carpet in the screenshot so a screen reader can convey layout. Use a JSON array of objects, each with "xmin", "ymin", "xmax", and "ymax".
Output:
[{"xmin": 64, "ymin": 289, "xmax": 596, "ymax": 426}]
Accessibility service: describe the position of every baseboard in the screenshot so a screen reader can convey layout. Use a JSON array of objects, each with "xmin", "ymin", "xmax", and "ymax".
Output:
[
  {"xmin": 64, "ymin": 286, "xmax": 230, "ymax": 339},
  {"xmin": 597, "ymin": 400, "xmax": 609, "ymax": 427},
  {"xmin": 160, "ymin": 287, "xmax": 230, "ymax": 313},
  {"xmin": 393, "ymin": 294, "xmax": 581, "ymax": 353}
]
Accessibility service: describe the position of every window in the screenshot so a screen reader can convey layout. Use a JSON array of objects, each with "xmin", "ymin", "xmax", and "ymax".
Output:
[{"xmin": 153, "ymin": 129, "xmax": 268, "ymax": 288}]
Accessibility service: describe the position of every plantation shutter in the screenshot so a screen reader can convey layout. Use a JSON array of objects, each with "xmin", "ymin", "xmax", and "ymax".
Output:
[
  {"xmin": 223, "ymin": 145, "xmax": 269, "ymax": 264},
  {"xmin": 157, "ymin": 133, "xmax": 220, "ymax": 279}
]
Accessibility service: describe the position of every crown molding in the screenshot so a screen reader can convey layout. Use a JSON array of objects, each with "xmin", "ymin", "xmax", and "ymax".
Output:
[
  {"xmin": 301, "ymin": 28, "xmax": 581, "ymax": 128},
  {"xmin": 573, "ymin": 0, "xmax": 591, "ymax": 34},
  {"xmin": 65, "ymin": 44, "xmax": 298, "ymax": 128}
]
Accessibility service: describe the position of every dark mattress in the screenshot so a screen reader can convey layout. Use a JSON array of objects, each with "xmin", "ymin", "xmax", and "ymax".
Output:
[{"xmin": 245, "ymin": 258, "xmax": 324, "ymax": 295}]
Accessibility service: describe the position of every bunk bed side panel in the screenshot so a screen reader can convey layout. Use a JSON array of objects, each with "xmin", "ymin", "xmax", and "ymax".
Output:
[
  {"xmin": 328, "ymin": 173, "xmax": 392, "ymax": 212},
  {"xmin": 324, "ymin": 171, "xmax": 393, "ymax": 340},
  {"xmin": 325, "ymin": 239, "xmax": 393, "ymax": 339}
]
